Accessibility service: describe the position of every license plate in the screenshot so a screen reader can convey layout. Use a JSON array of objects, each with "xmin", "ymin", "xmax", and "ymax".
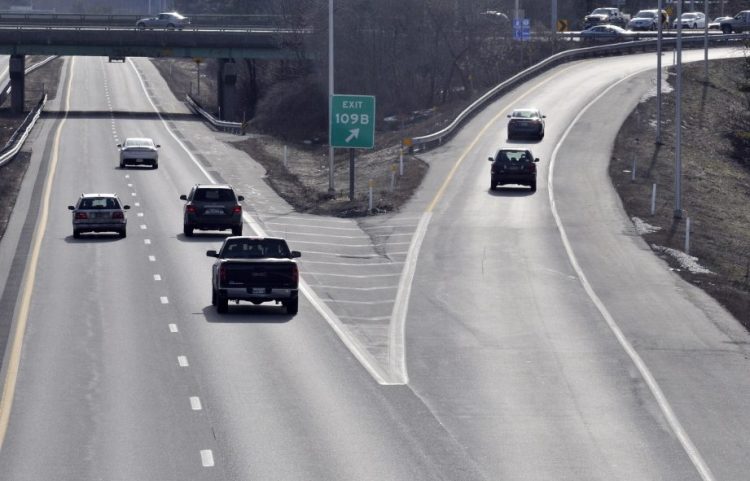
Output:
[
  {"xmin": 206, "ymin": 208, "xmax": 223, "ymax": 215},
  {"xmin": 251, "ymin": 288, "xmax": 266, "ymax": 294},
  {"xmin": 135, "ymin": 159, "xmax": 143, "ymax": 163},
  {"xmin": 508, "ymin": 166, "xmax": 520, "ymax": 171}
]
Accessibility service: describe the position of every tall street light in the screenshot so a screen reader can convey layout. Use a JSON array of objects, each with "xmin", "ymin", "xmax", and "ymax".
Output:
[
  {"xmin": 674, "ymin": 0, "xmax": 683, "ymax": 219},
  {"xmin": 328, "ymin": 0, "xmax": 335, "ymax": 193},
  {"xmin": 656, "ymin": 0, "xmax": 663, "ymax": 144}
]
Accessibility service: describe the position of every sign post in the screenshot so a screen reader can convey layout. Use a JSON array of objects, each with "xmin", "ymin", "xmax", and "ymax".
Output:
[{"xmin": 330, "ymin": 94, "xmax": 376, "ymax": 200}]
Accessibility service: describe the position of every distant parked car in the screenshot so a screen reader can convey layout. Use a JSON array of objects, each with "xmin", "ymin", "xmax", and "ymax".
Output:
[
  {"xmin": 708, "ymin": 16, "xmax": 732, "ymax": 30},
  {"xmin": 68, "ymin": 193, "xmax": 130, "ymax": 239},
  {"xmin": 489, "ymin": 148, "xmax": 539, "ymax": 192},
  {"xmin": 627, "ymin": 9, "xmax": 668, "ymax": 30},
  {"xmin": 507, "ymin": 108, "xmax": 546, "ymax": 140},
  {"xmin": 581, "ymin": 24, "xmax": 638, "ymax": 42},
  {"xmin": 180, "ymin": 184, "xmax": 245, "ymax": 237},
  {"xmin": 673, "ymin": 12, "xmax": 706, "ymax": 29},
  {"xmin": 118, "ymin": 137, "xmax": 160, "ymax": 169},
  {"xmin": 136, "ymin": 12, "xmax": 190, "ymax": 30}
]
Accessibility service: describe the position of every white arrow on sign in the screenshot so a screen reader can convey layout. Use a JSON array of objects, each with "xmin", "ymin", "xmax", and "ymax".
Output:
[{"xmin": 345, "ymin": 128, "xmax": 360, "ymax": 143}]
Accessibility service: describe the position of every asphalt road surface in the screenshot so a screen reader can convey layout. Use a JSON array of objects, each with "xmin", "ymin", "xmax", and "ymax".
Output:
[{"xmin": 0, "ymin": 48, "xmax": 748, "ymax": 481}]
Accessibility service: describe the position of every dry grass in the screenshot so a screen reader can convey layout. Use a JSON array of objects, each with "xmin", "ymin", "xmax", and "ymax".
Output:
[{"xmin": 610, "ymin": 57, "xmax": 750, "ymax": 329}]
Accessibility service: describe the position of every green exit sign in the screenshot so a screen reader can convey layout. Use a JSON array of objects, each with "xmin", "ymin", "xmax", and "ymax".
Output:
[{"xmin": 330, "ymin": 94, "xmax": 375, "ymax": 149}]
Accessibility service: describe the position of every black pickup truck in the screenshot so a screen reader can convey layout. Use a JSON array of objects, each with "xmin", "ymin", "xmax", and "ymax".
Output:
[{"xmin": 207, "ymin": 236, "xmax": 301, "ymax": 314}]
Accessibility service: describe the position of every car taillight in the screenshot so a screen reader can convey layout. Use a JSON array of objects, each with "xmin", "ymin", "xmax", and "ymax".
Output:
[
  {"xmin": 291, "ymin": 264, "xmax": 298, "ymax": 284},
  {"xmin": 232, "ymin": 205, "xmax": 241, "ymax": 214},
  {"xmin": 112, "ymin": 211, "xmax": 124, "ymax": 219},
  {"xmin": 74, "ymin": 212, "xmax": 88, "ymax": 219},
  {"xmin": 529, "ymin": 163, "xmax": 537, "ymax": 172},
  {"xmin": 186, "ymin": 205, "xmax": 197, "ymax": 213},
  {"xmin": 219, "ymin": 265, "xmax": 227, "ymax": 284}
]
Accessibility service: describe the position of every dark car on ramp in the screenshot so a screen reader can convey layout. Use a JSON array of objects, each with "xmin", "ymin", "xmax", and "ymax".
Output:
[
  {"xmin": 507, "ymin": 108, "xmax": 546, "ymax": 140},
  {"xmin": 489, "ymin": 148, "xmax": 539, "ymax": 192}
]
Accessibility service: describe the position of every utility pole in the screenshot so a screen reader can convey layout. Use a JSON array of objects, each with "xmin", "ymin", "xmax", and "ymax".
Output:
[
  {"xmin": 656, "ymin": 0, "xmax": 663, "ymax": 144},
  {"xmin": 328, "ymin": 0, "xmax": 335, "ymax": 193},
  {"xmin": 674, "ymin": 0, "xmax": 683, "ymax": 219}
]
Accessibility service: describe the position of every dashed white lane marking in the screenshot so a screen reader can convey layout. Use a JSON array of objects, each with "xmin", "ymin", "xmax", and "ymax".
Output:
[
  {"xmin": 200, "ymin": 449, "xmax": 214, "ymax": 467},
  {"xmin": 154, "ymin": 274, "xmax": 161, "ymax": 281},
  {"xmin": 127, "ymin": 183, "xmax": 132, "ymax": 187},
  {"xmin": 131, "ymin": 192, "xmax": 136, "ymax": 196},
  {"xmin": 160, "ymin": 296, "xmax": 169, "ymax": 304},
  {"xmin": 177, "ymin": 356, "xmax": 189, "ymax": 367},
  {"xmin": 124, "ymin": 174, "xmax": 130, "ymax": 179},
  {"xmin": 134, "ymin": 202, "xmax": 140, "ymax": 207},
  {"xmin": 190, "ymin": 396, "xmax": 202, "ymax": 411},
  {"xmin": 148, "ymin": 255, "xmax": 156, "ymax": 262},
  {"xmin": 140, "ymin": 224, "xmax": 147, "ymax": 230},
  {"xmin": 144, "ymin": 239, "xmax": 151, "ymax": 245},
  {"xmin": 137, "ymin": 212, "xmax": 144, "ymax": 217},
  {"xmin": 169, "ymin": 323, "xmax": 178, "ymax": 333}
]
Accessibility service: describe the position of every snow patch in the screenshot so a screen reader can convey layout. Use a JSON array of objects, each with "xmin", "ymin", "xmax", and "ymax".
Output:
[
  {"xmin": 653, "ymin": 245, "xmax": 713, "ymax": 274},
  {"xmin": 632, "ymin": 216, "xmax": 661, "ymax": 235},
  {"xmin": 639, "ymin": 73, "xmax": 674, "ymax": 102}
]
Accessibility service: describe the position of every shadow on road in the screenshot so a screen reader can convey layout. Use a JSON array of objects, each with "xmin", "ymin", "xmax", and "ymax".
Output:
[
  {"xmin": 487, "ymin": 187, "xmax": 536, "ymax": 197},
  {"xmin": 202, "ymin": 305, "xmax": 293, "ymax": 323}
]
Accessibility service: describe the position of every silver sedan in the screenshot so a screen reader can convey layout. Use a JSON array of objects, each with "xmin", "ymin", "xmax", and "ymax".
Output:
[
  {"xmin": 118, "ymin": 137, "xmax": 160, "ymax": 169},
  {"xmin": 68, "ymin": 193, "xmax": 130, "ymax": 239}
]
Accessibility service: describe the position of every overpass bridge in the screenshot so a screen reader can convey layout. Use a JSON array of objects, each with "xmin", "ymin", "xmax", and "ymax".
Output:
[{"xmin": 0, "ymin": 24, "xmax": 308, "ymax": 119}]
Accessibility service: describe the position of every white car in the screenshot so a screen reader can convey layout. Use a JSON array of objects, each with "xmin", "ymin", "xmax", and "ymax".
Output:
[
  {"xmin": 118, "ymin": 137, "xmax": 160, "ymax": 169},
  {"xmin": 136, "ymin": 12, "xmax": 190, "ymax": 30},
  {"xmin": 673, "ymin": 12, "xmax": 706, "ymax": 29},
  {"xmin": 628, "ymin": 9, "xmax": 668, "ymax": 30},
  {"xmin": 708, "ymin": 16, "xmax": 732, "ymax": 30}
]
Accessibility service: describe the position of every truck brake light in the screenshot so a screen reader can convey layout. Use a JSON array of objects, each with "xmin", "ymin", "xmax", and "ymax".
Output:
[
  {"xmin": 75, "ymin": 212, "xmax": 88, "ymax": 219},
  {"xmin": 291, "ymin": 264, "xmax": 299, "ymax": 284},
  {"xmin": 232, "ymin": 205, "xmax": 241, "ymax": 214},
  {"xmin": 112, "ymin": 211, "xmax": 124, "ymax": 219},
  {"xmin": 219, "ymin": 265, "xmax": 227, "ymax": 284},
  {"xmin": 186, "ymin": 205, "xmax": 197, "ymax": 214}
]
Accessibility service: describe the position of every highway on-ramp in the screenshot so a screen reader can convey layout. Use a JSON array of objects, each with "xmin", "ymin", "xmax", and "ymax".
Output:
[{"xmin": 0, "ymin": 48, "xmax": 747, "ymax": 480}]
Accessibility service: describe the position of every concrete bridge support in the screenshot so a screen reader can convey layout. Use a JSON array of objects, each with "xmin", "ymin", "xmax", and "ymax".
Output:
[
  {"xmin": 217, "ymin": 59, "xmax": 238, "ymax": 121},
  {"xmin": 9, "ymin": 55, "xmax": 25, "ymax": 113}
]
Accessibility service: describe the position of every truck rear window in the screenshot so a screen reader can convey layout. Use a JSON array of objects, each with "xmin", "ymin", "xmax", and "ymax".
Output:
[{"xmin": 221, "ymin": 239, "xmax": 291, "ymax": 258}]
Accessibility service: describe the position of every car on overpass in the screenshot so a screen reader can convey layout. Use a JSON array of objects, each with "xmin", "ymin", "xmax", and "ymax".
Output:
[
  {"xmin": 627, "ymin": 9, "xmax": 669, "ymax": 30},
  {"xmin": 673, "ymin": 12, "xmax": 706, "ymax": 29},
  {"xmin": 136, "ymin": 12, "xmax": 190, "ymax": 30},
  {"xmin": 580, "ymin": 24, "xmax": 638, "ymax": 42}
]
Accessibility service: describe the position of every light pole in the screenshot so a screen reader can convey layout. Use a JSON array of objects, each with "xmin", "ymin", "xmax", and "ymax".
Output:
[
  {"xmin": 328, "ymin": 0, "xmax": 335, "ymax": 193},
  {"xmin": 656, "ymin": 0, "xmax": 663, "ymax": 144},
  {"xmin": 674, "ymin": 0, "xmax": 683, "ymax": 219}
]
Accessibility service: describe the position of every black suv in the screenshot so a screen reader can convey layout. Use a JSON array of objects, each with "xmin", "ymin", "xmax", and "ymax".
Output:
[
  {"xmin": 180, "ymin": 184, "xmax": 245, "ymax": 236},
  {"xmin": 488, "ymin": 149, "xmax": 539, "ymax": 192}
]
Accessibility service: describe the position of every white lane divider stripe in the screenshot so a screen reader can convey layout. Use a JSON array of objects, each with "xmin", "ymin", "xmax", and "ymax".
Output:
[
  {"xmin": 148, "ymin": 255, "xmax": 156, "ymax": 262},
  {"xmin": 154, "ymin": 274, "xmax": 161, "ymax": 281},
  {"xmin": 190, "ymin": 396, "xmax": 202, "ymax": 411},
  {"xmin": 160, "ymin": 296, "xmax": 169, "ymax": 304},
  {"xmin": 134, "ymin": 202, "xmax": 140, "ymax": 207},
  {"xmin": 548, "ymin": 68, "xmax": 716, "ymax": 481},
  {"xmin": 140, "ymin": 225, "xmax": 147, "ymax": 230},
  {"xmin": 200, "ymin": 449, "xmax": 214, "ymax": 467},
  {"xmin": 144, "ymin": 239, "xmax": 151, "ymax": 245},
  {"xmin": 168, "ymin": 323, "xmax": 178, "ymax": 333},
  {"xmin": 177, "ymin": 356, "xmax": 189, "ymax": 367}
]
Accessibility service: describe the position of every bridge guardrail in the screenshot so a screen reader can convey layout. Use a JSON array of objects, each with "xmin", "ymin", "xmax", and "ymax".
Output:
[
  {"xmin": 0, "ymin": 92, "xmax": 47, "ymax": 167},
  {"xmin": 411, "ymin": 33, "xmax": 749, "ymax": 152},
  {"xmin": 0, "ymin": 13, "xmax": 283, "ymax": 28},
  {"xmin": 185, "ymin": 94, "xmax": 243, "ymax": 134}
]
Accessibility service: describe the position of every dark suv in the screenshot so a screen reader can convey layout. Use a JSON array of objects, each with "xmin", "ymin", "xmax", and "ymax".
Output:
[
  {"xmin": 180, "ymin": 184, "xmax": 244, "ymax": 236},
  {"xmin": 488, "ymin": 148, "xmax": 539, "ymax": 192}
]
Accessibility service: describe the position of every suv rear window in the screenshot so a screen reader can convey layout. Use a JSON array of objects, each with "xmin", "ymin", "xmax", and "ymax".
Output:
[
  {"xmin": 79, "ymin": 197, "xmax": 120, "ymax": 209},
  {"xmin": 194, "ymin": 189, "xmax": 236, "ymax": 202},
  {"xmin": 495, "ymin": 150, "xmax": 533, "ymax": 164}
]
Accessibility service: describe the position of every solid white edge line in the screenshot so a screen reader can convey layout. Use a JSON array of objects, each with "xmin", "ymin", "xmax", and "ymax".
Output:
[
  {"xmin": 127, "ymin": 59, "xmax": 397, "ymax": 386},
  {"xmin": 388, "ymin": 213, "xmax": 431, "ymax": 384},
  {"xmin": 548, "ymin": 67, "xmax": 716, "ymax": 481}
]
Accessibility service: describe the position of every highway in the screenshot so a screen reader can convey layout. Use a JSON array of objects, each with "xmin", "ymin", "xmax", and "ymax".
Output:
[{"xmin": 0, "ymin": 48, "xmax": 748, "ymax": 480}]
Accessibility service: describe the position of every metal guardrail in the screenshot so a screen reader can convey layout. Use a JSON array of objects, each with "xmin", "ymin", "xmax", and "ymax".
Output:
[
  {"xmin": 0, "ymin": 13, "xmax": 283, "ymax": 28},
  {"xmin": 185, "ymin": 94, "xmax": 243, "ymax": 134},
  {"xmin": 0, "ymin": 92, "xmax": 47, "ymax": 167},
  {"xmin": 411, "ymin": 33, "xmax": 749, "ymax": 151}
]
